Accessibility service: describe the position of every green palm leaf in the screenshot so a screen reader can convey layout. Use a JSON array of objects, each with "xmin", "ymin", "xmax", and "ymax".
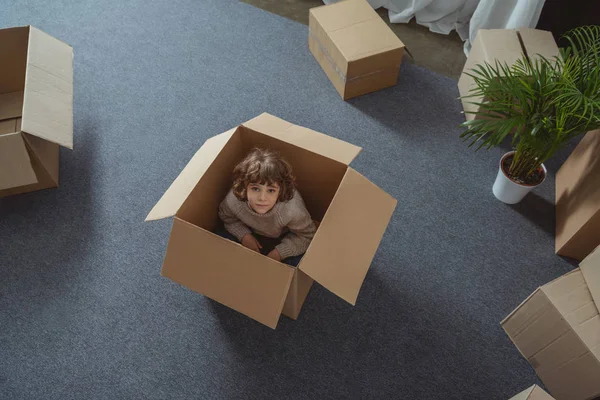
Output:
[{"xmin": 459, "ymin": 26, "xmax": 600, "ymax": 182}]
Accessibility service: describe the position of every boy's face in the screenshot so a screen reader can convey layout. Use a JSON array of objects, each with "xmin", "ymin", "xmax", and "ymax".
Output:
[{"xmin": 247, "ymin": 182, "xmax": 280, "ymax": 214}]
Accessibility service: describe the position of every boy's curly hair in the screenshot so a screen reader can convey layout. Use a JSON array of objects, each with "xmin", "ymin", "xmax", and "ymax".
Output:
[{"xmin": 232, "ymin": 148, "xmax": 296, "ymax": 202}]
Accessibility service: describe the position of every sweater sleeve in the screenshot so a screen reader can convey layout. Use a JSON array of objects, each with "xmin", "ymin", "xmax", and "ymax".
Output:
[
  {"xmin": 218, "ymin": 192, "xmax": 251, "ymax": 241},
  {"xmin": 275, "ymin": 195, "xmax": 316, "ymax": 259}
]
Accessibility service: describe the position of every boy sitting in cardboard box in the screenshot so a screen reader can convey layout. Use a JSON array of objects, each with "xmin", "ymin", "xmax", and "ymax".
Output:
[
  {"xmin": 217, "ymin": 148, "xmax": 317, "ymax": 266},
  {"xmin": 146, "ymin": 113, "xmax": 397, "ymax": 328}
]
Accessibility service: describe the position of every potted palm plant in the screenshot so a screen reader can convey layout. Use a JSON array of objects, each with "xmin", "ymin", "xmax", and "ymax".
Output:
[{"xmin": 460, "ymin": 26, "xmax": 600, "ymax": 204}]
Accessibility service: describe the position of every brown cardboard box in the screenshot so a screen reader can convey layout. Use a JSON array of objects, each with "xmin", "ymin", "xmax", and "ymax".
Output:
[
  {"xmin": 501, "ymin": 246, "xmax": 600, "ymax": 400},
  {"xmin": 555, "ymin": 130, "xmax": 600, "ymax": 261},
  {"xmin": 458, "ymin": 29, "xmax": 559, "ymax": 121},
  {"xmin": 308, "ymin": 0, "xmax": 405, "ymax": 100},
  {"xmin": 510, "ymin": 385, "xmax": 555, "ymax": 400},
  {"xmin": 0, "ymin": 26, "xmax": 73, "ymax": 198},
  {"xmin": 146, "ymin": 112, "xmax": 397, "ymax": 329}
]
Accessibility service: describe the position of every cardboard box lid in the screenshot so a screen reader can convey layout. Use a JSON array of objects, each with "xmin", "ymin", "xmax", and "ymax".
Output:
[
  {"xmin": 310, "ymin": 0, "xmax": 404, "ymax": 63},
  {"xmin": 242, "ymin": 113, "xmax": 361, "ymax": 165},
  {"xmin": 21, "ymin": 26, "xmax": 74, "ymax": 149},
  {"xmin": 145, "ymin": 128, "xmax": 237, "ymax": 221},
  {"xmin": 299, "ymin": 168, "xmax": 397, "ymax": 304},
  {"xmin": 0, "ymin": 129, "xmax": 38, "ymax": 190},
  {"xmin": 518, "ymin": 28, "xmax": 559, "ymax": 62},
  {"xmin": 580, "ymin": 245, "xmax": 600, "ymax": 309},
  {"xmin": 475, "ymin": 29, "xmax": 525, "ymax": 67}
]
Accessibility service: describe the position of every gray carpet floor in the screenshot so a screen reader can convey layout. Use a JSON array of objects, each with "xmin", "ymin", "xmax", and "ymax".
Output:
[{"xmin": 0, "ymin": 1, "xmax": 579, "ymax": 399}]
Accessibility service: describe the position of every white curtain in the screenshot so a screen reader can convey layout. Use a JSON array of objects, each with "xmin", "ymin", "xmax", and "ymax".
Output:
[{"xmin": 322, "ymin": 0, "xmax": 546, "ymax": 54}]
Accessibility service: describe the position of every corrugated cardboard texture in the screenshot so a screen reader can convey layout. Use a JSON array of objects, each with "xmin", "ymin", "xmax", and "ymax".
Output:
[
  {"xmin": 0, "ymin": 91, "xmax": 24, "ymax": 120},
  {"xmin": 510, "ymin": 385, "xmax": 535, "ymax": 400},
  {"xmin": 344, "ymin": 68, "xmax": 401, "ymax": 100},
  {"xmin": 0, "ymin": 118, "xmax": 18, "ymax": 135},
  {"xmin": 22, "ymin": 131, "xmax": 59, "ymax": 186},
  {"xmin": 308, "ymin": 11, "xmax": 348, "ymax": 82},
  {"xmin": 458, "ymin": 29, "xmax": 523, "ymax": 121},
  {"xmin": 162, "ymin": 218, "xmax": 295, "ymax": 329},
  {"xmin": 0, "ymin": 118, "xmax": 58, "ymax": 197},
  {"xmin": 537, "ymin": 352, "xmax": 600, "ymax": 400},
  {"xmin": 178, "ymin": 131, "xmax": 245, "ymax": 231},
  {"xmin": 21, "ymin": 26, "xmax": 74, "ymax": 149},
  {"xmin": 458, "ymin": 29, "xmax": 558, "ymax": 121},
  {"xmin": 502, "ymin": 267, "xmax": 600, "ymax": 400},
  {"xmin": 518, "ymin": 29, "xmax": 560, "ymax": 62},
  {"xmin": 581, "ymin": 246, "xmax": 600, "ymax": 310},
  {"xmin": 242, "ymin": 112, "xmax": 361, "ymax": 166},
  {"xmin": 556, "ymin": 131, "xmax": 600, "ymax": 261},
  {"xmin": 281, "ymin": 269, "xmax": 313, "ymax": 320},
  {"xmin": 146, "ymin": 128, "xmax": 238, "ymax": 222},
  {"xmin": 308, "ymin": 0, "xmax": 404, "ymax": 100},
  {"xmin": 509, "ymin": 385, "xmax": 555, "ymax": 400},
  {"xmin": 0, "ymin": 27, "xmax": 28, "ymax": 94},
  {"xmin": 311, "ymin": 0, "xmax": 377, "ymax": 33},
  {"xmin": 299, "ymin": 168, "xmax": 397, "ymax": 304},
  {"xmin": 329, "ymin": 18, "xmax": 403, "ymax": 63},
  {"xmin": 0, "ymin": 131, "xmax": 38, "ymax": 190}
]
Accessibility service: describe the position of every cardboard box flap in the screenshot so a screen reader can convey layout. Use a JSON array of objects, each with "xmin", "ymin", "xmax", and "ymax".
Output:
[
  {"xmin": 299, "ymin": 168, "xmax": 397, "ymax": 304},
  {"xmin": 0, "ymin": 132, "xmax": 38, "ymax": 190},
  {"xmin": 163, "ymin": 218, "xmax": 295, "ymax": 329},
  {"xmin": 310, "ymin": 0, "xmax": 378, "ymax": 33},
  {"xmin": 518, "ymin": 28, "xmax": 560, "ymax": 62},
  {"xmin": 509, "ymin": 385, "xmax": 535, "ymax": 400},
  {"xmin": 146, "ymin": 128, "xmax": 237, "ymax": 222},
  {"xmin": 330, "ymin": 18, "xmax": 405, "ymax": 62},
  {"xmin": 478, "ymin": 29, "xmax": 524, "ymax": 67},
  {"xmin": 0, "ymin": 91, "xmax": 24, "ymax": 120},
  {"xmin": 21, "ymin": 26, "xmax": 74, "ymax": 149},
  {"xmin": 581, "ymin": 245, "xmax": 600, "ymax": 309},
  {"xmin": 242, "ymin": 113, "xmax": 361, "ymax": 165},
  {"xmin": 529, "ymin": 385, "xmax": 555, "ymax": 400}
]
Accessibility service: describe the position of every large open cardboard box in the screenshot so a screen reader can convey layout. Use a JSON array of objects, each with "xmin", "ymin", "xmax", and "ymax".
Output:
[
  {"xmin": 501, "ymin": 246, "xmax": 600, "ymax": 400},
  {"xmin": 308, "ymin": 0, "xmax": 405, "ymax": 100},
  {"xmin": 555, "ymin": 130, "xmax": 600, "ymax": 261},
  {"xmin": 146, "ymin": 113, "xmax": 397, "ymax": 329},
  {"xmin": 458, "ymin": 28, "xmax": 558, "ymax": 121},
  {"xmin": 510, "ymin": 385, "xmax": 555, "ymax": 400},
  {"xmin": 0, "ymin": 26, "xmax": 74, "ymax": 198}
]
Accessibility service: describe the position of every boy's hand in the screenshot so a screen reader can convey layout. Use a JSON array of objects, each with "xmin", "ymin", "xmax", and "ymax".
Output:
[
  {"xmin": 241, "ymin": 233, "xmax": 262, "ymax": 252},
  {"xmin": 266, "ymin": 249, "xmax": 281, "ymax": 262}
]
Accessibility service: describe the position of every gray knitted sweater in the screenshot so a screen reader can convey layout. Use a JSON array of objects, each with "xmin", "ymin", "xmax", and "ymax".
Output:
[{"xmin": 218, "ymin": 189, "xmax": 316, "ymax": 259}]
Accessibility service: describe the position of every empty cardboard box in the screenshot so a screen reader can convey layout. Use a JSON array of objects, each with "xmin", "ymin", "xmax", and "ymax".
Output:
[
  {"xmin": 0, "ymin": 26, "xmax": 74, "ymax": 198},
  {"xmin": 146, "ymin": 113, "xmax": 397, "ymax": 329},
  {"xmin": 308, "ymin": 0, "xmax": 405, "ymax": 100},
  {"xmin": 509, "ymin": 385, "xmax": 555, "ymax": 400},
  {"xmin": 555, "ymin": 130, "xmax": 600, "ymax": 261},
  {"xmin": 501, "ymin": 246, "xmax": 600, "ymax": 400},
  {"xmin": 458, "ymin": 29, "xmax": 558, "ymax": 121}
]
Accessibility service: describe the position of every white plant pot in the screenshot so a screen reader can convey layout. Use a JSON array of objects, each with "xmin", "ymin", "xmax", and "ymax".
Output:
[{"xmin": 492, "ymin": 151, "xmax": 547, "ymax": 204}]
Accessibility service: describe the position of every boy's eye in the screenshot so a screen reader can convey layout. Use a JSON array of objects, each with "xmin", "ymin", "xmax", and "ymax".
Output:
[
  {"xmin": 268, "ymin": 189, "xmax": 276, "ymax": 193},
  {"xmin": 251, "ymin": 187, "xmax": 260, "ymax": 192}
]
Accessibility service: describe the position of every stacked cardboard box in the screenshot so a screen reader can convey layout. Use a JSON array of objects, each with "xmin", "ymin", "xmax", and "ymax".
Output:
[
  {"xmin": 458, "ymin": 28, "xmax": 558, "ymax": 120},
  {"xmin": 555, "ymin": 130, "xmax": 600, "ymax": 261},
  {"xmin": 308, "ymin": 0, "xmax": 405, "ymax": 100},
  {"xmin": 146, "ymin": 113, "xmax": 397, "ymax": 329},
  {"xmin": 501, "ymin": 246, "xmax": 600, "ymax": 400},
  {"xmin": 0, "ymin": 26, "xmax": 73, "ymax": 198},
  {"xmin": 509, "ymin": 385, "xmax": 555, "ymax": 400}
]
